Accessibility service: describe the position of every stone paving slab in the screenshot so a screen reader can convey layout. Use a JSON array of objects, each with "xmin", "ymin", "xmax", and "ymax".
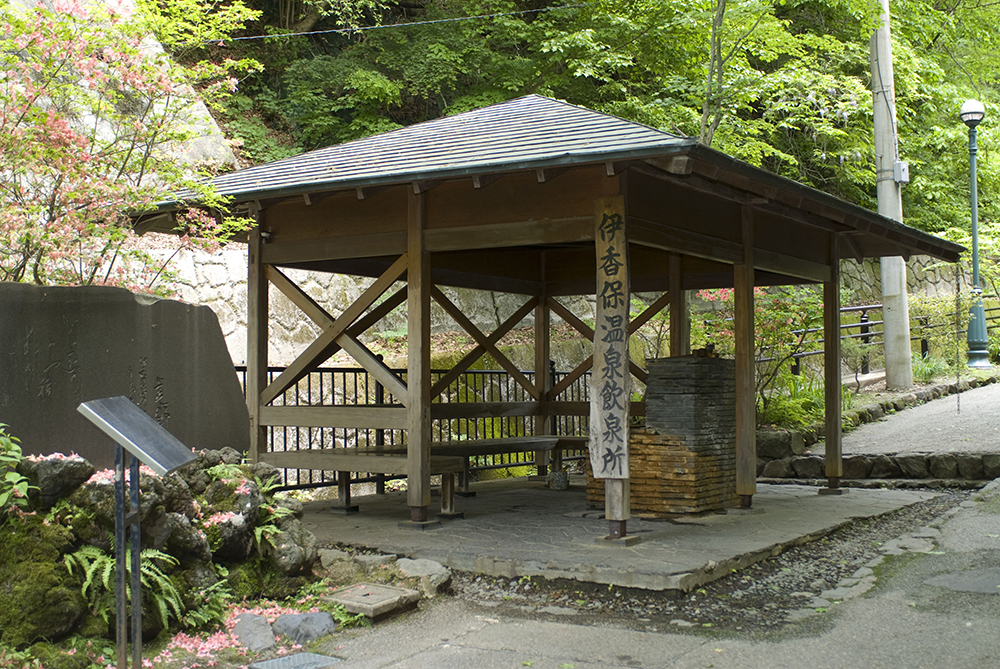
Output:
[
  {"xmin": 322, "ymin": 583, "xmax": 421, "ymax": 618},
  {"xmin": 248, "ymin": 652, "xmax": 341, "ymax": 669},
  {"xmin": 301, "ymin": 479, "xmax": 935, "ymax": 591}
]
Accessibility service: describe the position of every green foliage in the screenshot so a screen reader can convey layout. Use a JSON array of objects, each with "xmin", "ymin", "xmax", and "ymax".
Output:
[
  {"xmin": 289, "ymin": 581, "xmax": 369, "ymax": 629},
  {"xmin": 0, "ymin": 646, "xmax": 42, "ymax": 669},
  {"xmin": 760, "ymin": 372, "xmax": 825, "ymax": 428},
  {"xmin": 180, "ymin": 568, "xmax": 236, "ymax": 631},
  {"xmin": 912, "ymin": 352, "xmax": 950, "ymax": 386},
  {"xmin": 0, "ymin": 424, "xmax": 32, "ymax": 518},
  {"xmin": 909, "ymin": 294, "xmax": 970, "ymax": 368},
  {"xmin": 692, "ymin": 286, "xmax": 824, "ymax": 426},
  {"xmin": 64, "ymin": 544, "xmax": 184, "ymax": 629}
]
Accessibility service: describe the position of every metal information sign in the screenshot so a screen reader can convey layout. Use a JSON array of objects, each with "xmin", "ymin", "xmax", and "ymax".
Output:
[{"xmin": 78, "ymin": 396, "xmax": 197, "ymax": 669}]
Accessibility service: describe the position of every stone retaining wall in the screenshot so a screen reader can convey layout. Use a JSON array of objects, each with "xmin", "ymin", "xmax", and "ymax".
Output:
[{"xmin": 756, "ymin": 374, "xmax": 1000, "ymax": 482}]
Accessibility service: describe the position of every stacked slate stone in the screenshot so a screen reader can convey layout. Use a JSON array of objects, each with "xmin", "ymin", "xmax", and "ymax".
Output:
[{"xmin": 587, "ymin": 356, "xmax": 738, "ymax": 514}]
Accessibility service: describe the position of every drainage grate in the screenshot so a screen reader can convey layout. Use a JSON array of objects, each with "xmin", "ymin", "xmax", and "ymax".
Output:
[{"xmin": 248, "ymin": 652, "xmax": 342, "ymax": 669}]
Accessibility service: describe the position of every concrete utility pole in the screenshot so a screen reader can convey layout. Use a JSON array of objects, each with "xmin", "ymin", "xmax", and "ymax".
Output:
[{"xmin": 870, "ymin": 0, "xmax": 914, "ymax": 390}]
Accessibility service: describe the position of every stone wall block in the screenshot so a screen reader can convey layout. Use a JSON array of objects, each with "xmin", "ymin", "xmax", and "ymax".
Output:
[
  {"xmin": 791, "ymin": 456, "xmax": 824, "ymax": 478},
  {"xmin": 928, "ymin": 453, "xmax": 958, "ymax": 479},
  {"xmin": 870, "ymin": 455, "xmax": 902, "ymax": 478},
  {"xmin": 842, "ymin": 455, "xmax": 872, "ymax": 479},
  {"xmin": 956, "ymin": 453, "xmax": 985, "ymax": 480},
  {"xmin": 896, "ymin": 453, "xmax": 930, "ymax": 478}
]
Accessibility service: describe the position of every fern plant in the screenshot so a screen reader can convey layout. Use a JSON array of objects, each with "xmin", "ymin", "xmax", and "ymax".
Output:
[{"xmin": 64, "ymin": 542, "xmax": 184, "ymax": 628}]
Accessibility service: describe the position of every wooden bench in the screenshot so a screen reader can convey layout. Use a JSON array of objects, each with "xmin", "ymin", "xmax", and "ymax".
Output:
[
  {"xmin": 264, "ymin": 449, "xmax": 465, "ymax": 516},
  {"xmin": 428, "ymin": 436, "xmax": 589, "ymax": 494}
]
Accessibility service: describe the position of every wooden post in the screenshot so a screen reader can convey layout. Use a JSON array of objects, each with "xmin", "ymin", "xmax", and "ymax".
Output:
[
  {"xmin": 669, "ymin": 252, "xmax": 690, "ymax": 357},
  {"xmin": 247, "ymin": 222, "xmax": 268, "ymax": 464},
  {"xmin": 734, "ymin": 205, "xmax": 756, "ymax": 508},
  {"xmin": 822, "ymin": 234, "xmax": 845, "ymax": 494},
  {"xmin": 407, "ymin": 190, "xmax": 433, "ymax": 522},
  {"xmin": 535, "ymin": 261, "xmax": 553, "ymax": 475},
  {"xmin": 591, "ymin": 195, "xmax": 631, "ymax": 540}
]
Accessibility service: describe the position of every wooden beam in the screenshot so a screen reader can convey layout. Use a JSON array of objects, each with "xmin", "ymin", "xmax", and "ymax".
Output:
[
  {"xmin": 429, "ymin": 297, "xmax": 539, "ymax": 398},
  {"xmin": 407, "ymin": 190, "xmax": 432, "ymax": 517},
  {"xmin": 824, "ymin": 234, "xmax": 844, "ymax": 484},
  {"xmin": 548, "ymin": 356, "xmax": 593, "ymax": 400},
  {"xmin": 472, "ymin": 173, "xmax": 504, "ymax": 189},
  {"xmin": 262, "ymin": 231, "xmax": 407, "ymax": 264},
  {"xmin": 645, "ymin": 155, "xmax": 693, "ymax": 175},
  {"xmin": 335, "ymin": 333, "xmax": 409, "ymax": 404},
  {"xmin": 356, "ymin": 184, "xmax": 392, "ymax": 200},
  {"xmin": 630, "ymin": 217, "xmax": 744, "ymax": 265},
  {"xmin": 669, "ymin": 253, "xmax": 691, "ymax": 357},
  {"xmin": 247, "ymin": 226, "xmax": 268, "ymax": 464},
  {"xmin": 424, "ymin": 217, "xmax": 592, "ymax": 253},
  {"xmin": 536, "ymin": 167, "xmax": 569, "ymax": 183},
  {"xmin": 265, "ymin": 266, "xmax": 334, "ymax": 327},
  {"xmin": 260, "ymin": 253, "xmax": 409, "ymax": 406},
  {"xmin": 535, "ymin": 269, "xmax": 553, "ymax": 472},
  {"xmin": 259, "ymin": 405, "xmax": 407, "ymax": 429},
  {"xmin": 547, "ymin": 297, "xmax": 595, "ymax": 341},
  {"xmin": 734, "ymin": 204, "xmax": 756, "ymax": 502},
  {"xmin": 412, "ymin": 180, "xmax": 442, "ymax": 194},
  {"xmin": 431, "ymin": 287, "xmax": 540, "ymax": 400},
  {"xmin": 628, "ymin": 291, "xmax": 672, "ymax": 333}
]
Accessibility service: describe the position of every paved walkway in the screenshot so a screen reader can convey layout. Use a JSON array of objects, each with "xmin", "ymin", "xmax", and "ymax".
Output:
[
  {"xmin": 301, "ymin": 480, "xmax": 934, "ymax": 591},
  {"xmin": 843, "ymin": 380, "xmax": 1000, "ymax": 455}
]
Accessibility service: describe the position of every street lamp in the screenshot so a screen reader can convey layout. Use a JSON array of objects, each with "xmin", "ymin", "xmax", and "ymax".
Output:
[{"xmin": 961, "ymin": 99, "xmax": 992, "ymax": 368}]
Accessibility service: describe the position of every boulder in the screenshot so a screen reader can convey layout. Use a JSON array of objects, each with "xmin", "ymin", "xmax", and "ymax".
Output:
[
  {"xmin": 956, "ymin": 453, "xmax": 985, "ymax": 480},
  {"xmin": 18, "ymin": 455, "xmax": 95, "ymax": 510},
  {"xmin": 355, "ymin": 553, "xmax": 397, "ymax": 571},
  {"xmin": 983, "ymin": 453, "xmax": 1000, "ymax": 480},
  {"xmin": 267, "ymin": 517, "xmax": 319, "ymax": 576},
  {"xmin": 233, "ymin": 613, "xmax": 275, "ymax": 652},
  {"xmin": 842, "ymin": 455, "xmax": 872, "ymax": 480},
  {"xmin": 161, "ymin": 473, "xmax": 198, "ymax": 519},
  {"xmin": 272, "ymin": 612, "xmax": 336, "ymax": 643},
  {"xmin": 928, "ymin": 453, "xmax": 958, "ymax": 479},
  {"xmin": 396, "ymin": 558, "xmax": 452, "ymax": 597},
  {"xmin": 0, "ymin": 515, "xmax": 86, "ymax": 647},
  {"xmin": 896, "ymin": 453, "xmax": 929, "ymax": 478},
  {"xmin": 870, "ymin": 455, "xmax": 902, "ymax": 479},
  {"xmin": 319, "ymin": 548, "xmax": 352, "ymax": 570},
  {"xmin": 164, "ymin": 513, "xmax": 212, "ymax": 561},
  {"xmin": 756, "ymin": 430, "xmax": 792, "ymax": 460},
  {"xmin": 791, "ymin": 456, "xmax": 824, "ymax": 479},
  {"xmin": 761, "ymin": 459, "xmax": 792, "ymax": 478},
  {"xmin": 206, "ymin": 512, "xmax": 253, "ymax": 562}
]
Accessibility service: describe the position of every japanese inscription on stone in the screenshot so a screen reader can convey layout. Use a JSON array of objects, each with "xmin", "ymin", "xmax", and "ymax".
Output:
[{"xmin": 589, "ymin": 196, "xmax": 630, "ymax": 479}]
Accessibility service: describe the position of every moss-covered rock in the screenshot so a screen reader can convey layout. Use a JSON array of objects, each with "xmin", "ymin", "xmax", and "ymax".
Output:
[
  {"xmin": 28, "ymin": 641, "xmax": 94, "ymax": 669},
  {"xmin": 0, "ymin": 515, "xmax": 86, "ymax": 647}
]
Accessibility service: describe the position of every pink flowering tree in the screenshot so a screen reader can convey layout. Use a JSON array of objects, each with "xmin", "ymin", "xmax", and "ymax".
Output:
[{"xmin": 0, "ymin": 0, "xmax": 260, "ymax": 292}]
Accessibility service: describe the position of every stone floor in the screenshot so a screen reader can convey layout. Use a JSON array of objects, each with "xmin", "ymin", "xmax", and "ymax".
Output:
[{"xmin": 300, "ymin": 478, "xmax": 935, "ymax": 591}]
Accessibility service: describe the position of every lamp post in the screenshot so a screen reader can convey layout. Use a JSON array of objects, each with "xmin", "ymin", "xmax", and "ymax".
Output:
[{"xmin": 960, "ymin": 99, "xmax": 992, "ymax": 368}]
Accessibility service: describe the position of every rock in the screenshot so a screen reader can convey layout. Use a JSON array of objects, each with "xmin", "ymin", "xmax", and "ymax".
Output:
[
  {"xmin": 272, "ymin": 612, "xmax": 337, "ymax": 643},
  {"xmin": 789, "ymin": 431, "xmax": 806, "ymax": 456},
  {"xmin": 842, "ymin": 455, "xmax": 872, "ymax": 479},
  {"xmin": 176, "ymin": 463, "xmax": 209, "ymax": 495},
  {"xmin": 319, "ymin": 548, "xmax": 352, "ymax": 569},
  {"xmin": 251, "ymin": 461, "xmax": 282, "ymax": 489},
  {"xmin": 757, "ymin": 429, "xmax": 792, "ymax": 460},
  {"xmin": 984, "ymin": 453, "xmax": 1000, "ymax": 480},
  {"xmin": 355, "ymin": 553, "xmax": 397, "ymax": 571},
  {"xmin": 69, "ymin": 472, "xmax": 167, "ymax": 549},
  {"xmin": 870, "ymin": 455, "xmax": 902, "ymax": 478},
  {"xmin": 864, "ymin": 404, "xmax": 885, "ymax": 421},
  {"xmin": 791, "ymin": 455, "xmax": 824, "ymax": 479},
  {"xmin": 761, "ymin": 458, "xmax": 792, "ymax": 478},
  {"xmin": 18, "ymin": 455, "xmax": 95, "ymax": 509},
  {"xmin": 161, "ymin": 473, "xmax": 198, "ymax": 518},
  {"xmin": 219, "ymin": 446, "xmax": 244, "ymax": 464},
  {"xmin": 397, "ymin": 558, "xmax": 452, "ymax": 597},
  {"xmin": 756, "ymin": 457, "xmax": 767, "ymax": 476},
  {"xmin": 896, "ymin": 453, "xmax": 929, "ymax": 478},
  {"xmin": 928, "ymin": 453, "xmax": 958, "ymax": 479},
  {"xmin": 206, "ymin": 512, "xmax": 253, "ymax": 562},
  {"xmin": 233, "ymin": 612, "xmax": 275, "ymax": 651},
  {"xmin": 204, "ymin": 476, "xmax": 265, "ymax": 526},
  {"xmin": 277, "ymin": 496, "xmax": 304, "ymax": 518},
  {"xmin": 0, "ymin": 515, "xmax": 86, "ymax": 647},
  {"xmin": 956, "ymin": 453, "xmax": 985, "ymax": 480},
  {"xmin": 267, "ymin": 517, "xmax": 319, "ymax": 576},
  {"xmin": 164, "ymin": 513, "xmax": 212, "ymax": 561}
]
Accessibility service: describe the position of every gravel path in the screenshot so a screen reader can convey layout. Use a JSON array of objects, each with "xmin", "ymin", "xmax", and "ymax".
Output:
[
  {"xmin": 453, "ymin": 489, "xmax": 970, "ymax": 637},
  {"xmin": 843, "ymin": 382, "xmax": 1000, "ymax": 455}
]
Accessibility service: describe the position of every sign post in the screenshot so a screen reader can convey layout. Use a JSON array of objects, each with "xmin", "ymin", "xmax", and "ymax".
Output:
[{"xmin": 78, "ymin": 397, "xmax": 197, "ymax": 669}]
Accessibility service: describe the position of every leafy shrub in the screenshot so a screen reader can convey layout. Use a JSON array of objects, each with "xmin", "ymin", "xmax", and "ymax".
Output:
[
  {"xmin": 0, "ymin": 424, "xmax": 32, "ymax": 519},
  {"xmin": 912, "ymin": 352, "xmax": 951, "ymax": 385}
]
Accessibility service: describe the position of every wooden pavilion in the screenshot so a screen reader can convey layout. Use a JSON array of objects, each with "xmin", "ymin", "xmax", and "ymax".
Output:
[{"xmin": 138, "ymin": 95, "xmax": 963, "ymax": 539}]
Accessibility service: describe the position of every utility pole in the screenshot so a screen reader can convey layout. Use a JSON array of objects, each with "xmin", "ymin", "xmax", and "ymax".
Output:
[{"xmin": 870, "ymin": 0, "xmax": 913, "ymax": 390}]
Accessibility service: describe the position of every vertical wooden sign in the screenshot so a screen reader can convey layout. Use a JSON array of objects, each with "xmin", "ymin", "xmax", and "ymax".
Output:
[{"xmin": 589, "ymin": 196, "xmax": 630, "ymax": 479}]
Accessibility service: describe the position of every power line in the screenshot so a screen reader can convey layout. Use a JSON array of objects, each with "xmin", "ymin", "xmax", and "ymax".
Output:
[{"xmin": 211, "ymin": 4, "xmax": 586, "ymax": 45}]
